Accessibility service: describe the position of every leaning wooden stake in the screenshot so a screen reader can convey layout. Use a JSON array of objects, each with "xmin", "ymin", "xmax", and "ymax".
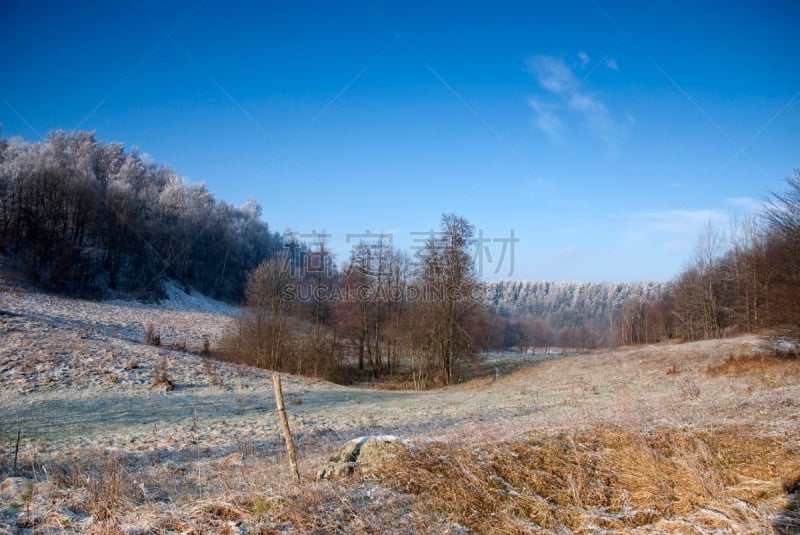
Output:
[
  {"xmin": 272, "ymin": 374, "xmax": 301, "ymax": 484},
  {"xmin": 13, "ymin": 430, "xmax": 21, "ymax": 476}
]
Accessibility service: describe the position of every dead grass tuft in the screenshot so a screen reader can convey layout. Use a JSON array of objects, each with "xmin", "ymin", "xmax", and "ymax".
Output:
[
  {"xmin": 145, "ymin": 322, "xmax": 160, "ymax": 346},
  {"xmin": 705, "ymin": 348, "xmax": 800, "ymax": 389},
  {"xmin": 85, "ymin": 521, "xmax": 127, "ymax": 535},
  {"xmin": 49, "ymin": 451, "xmax": 140, "ymax": 522},
  {"xmin": 190, "ymin": 501, "xmax": 247, "ymax": 523},
  {"xmin": 152, "ymin": 356, "xmax": 174, "ymax": 390},
  {"xmin": 678, "ymin": 376, "xmax": 701, "ymax": 399}
]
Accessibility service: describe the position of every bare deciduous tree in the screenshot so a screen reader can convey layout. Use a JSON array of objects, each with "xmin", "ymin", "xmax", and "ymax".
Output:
[
  {"xmin": 241, "ymin": 253, "xmax": 295, "ymax": 370},
  {"xmin": 416, "ymin": 214, "xmax": 482, "ymax": 385}
]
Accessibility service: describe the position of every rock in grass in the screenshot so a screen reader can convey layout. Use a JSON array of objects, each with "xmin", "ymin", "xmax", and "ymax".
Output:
[
  {"xmin": 0, "ymin": 476, "xmax": 34, "ymax": 500},
  {"xmin": 316, "ymin": 435, "xmax": 413, "ymax": 481}
]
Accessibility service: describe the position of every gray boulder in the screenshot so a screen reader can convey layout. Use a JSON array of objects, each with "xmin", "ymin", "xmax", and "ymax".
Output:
[{"xmin": 316, "ymin": 435, "xmax": 413, "ymax": 481}]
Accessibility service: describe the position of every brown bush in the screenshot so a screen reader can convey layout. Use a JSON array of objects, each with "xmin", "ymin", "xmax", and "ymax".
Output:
[
  {"xmin": 145, "ymin": 323, "xmax": 160, "ymax": 346},
  {"xmin": 706, "ymin": 349, "xmax": 800, "ymax": 378},
  {"xmin": 152, "ymin": 357, "xmax": 173, "ymax": 390}
]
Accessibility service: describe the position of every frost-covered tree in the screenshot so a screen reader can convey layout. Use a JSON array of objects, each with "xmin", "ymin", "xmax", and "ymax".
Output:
[{"xmin": 0, "ymin": 129, "xmax": 279, "ymax": 300}]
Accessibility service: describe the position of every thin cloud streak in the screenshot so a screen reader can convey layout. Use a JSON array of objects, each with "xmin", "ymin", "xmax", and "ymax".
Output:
[
  {"xmin": 527, "ymin": 55, "xmax": 617, "ymax": 148},
  {"xmin": 577, "ymin": 51, "xmax": 590, "ymax": 69},
  {"xmin": 726, "ymin": 197, "xmax": 763, "ymax": 213},
  {"xmin": 618, "ymin": 208, "xmax": 731, "ymax": 256},
  {"xmin": 528, "ymin": 98, "xmax": 562, "ymax": 139},
  {"xmin": 634, "ymin": 208, "xmax": 729, "ymax": 231}
]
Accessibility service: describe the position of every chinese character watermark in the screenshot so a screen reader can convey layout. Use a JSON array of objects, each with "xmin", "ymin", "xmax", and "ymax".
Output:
[
  {"xmin": 473, "ymin": 229, "xmax": 518, "ymax": 277},
  {"xmin": 283, "ymin": 229, "xmax": 335, "ymax": 278},
  {"xmin": 284, "ymin": 228, "xmax": 519, "ymax": 279}
]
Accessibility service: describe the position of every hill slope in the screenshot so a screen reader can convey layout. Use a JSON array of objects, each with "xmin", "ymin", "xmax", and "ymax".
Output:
[
  {"xmin": 1, "ymin": 279, "xmax": 798, "ymax": 533},
  {"xmin": 486, "ymin": 279, "xmax": 667, "ymax": 318}
]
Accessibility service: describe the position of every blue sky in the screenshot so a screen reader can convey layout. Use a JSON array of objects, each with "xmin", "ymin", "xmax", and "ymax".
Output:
[{"xmin": 1, "ymin": 1, "xmax": 798, "ymax": 282}]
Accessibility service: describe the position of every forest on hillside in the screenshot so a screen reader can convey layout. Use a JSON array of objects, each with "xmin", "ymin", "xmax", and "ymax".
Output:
[
  {"xmin": 613, "ymin": 171, "xmax": 800, "ymax": 345},
  {"xmin": 0, "ymin": 130, "xmax": 281, "ymax": 301},
  {"xmin": 487, "ymin": 280, "xmax": 667, "ymax": 349}
]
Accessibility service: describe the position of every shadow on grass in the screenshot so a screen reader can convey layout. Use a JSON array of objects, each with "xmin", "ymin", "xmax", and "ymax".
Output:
[{"xmin": 774, "ymin": 479, "xmax": 800, "ymax": 534}]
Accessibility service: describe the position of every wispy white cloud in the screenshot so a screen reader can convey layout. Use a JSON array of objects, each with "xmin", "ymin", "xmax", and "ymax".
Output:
[
  {"xmin": 528, "ymin": 97, "xmax": 563, "ymax": 139},
  {"xmin": 623, "ymin": 208, "xmax": 729, "ymax": 253},
  {"xmin": 577, "ymin": 51, "xmax": 590, "ymax": 69},
  {"xmin": 528, "ymin": 56, "xmax": 576, "ymax": 94},
  {"xmin": 527, "ymin": 54, "xmax": 617, "ymax": 148},
  {"xmin": 638, "ymin": 208, "xmax": 729, "ymax": 232},
  {"xmin": 605, "ymin": 58, "xmax": 619, "ymax": 71},
  {"xmin": 567, "ymin": 92, "xmax": 614, "ymax": 136},
  {"xmin": 726, "ymin": 196, "xmax": 762, "ymax": 213}
]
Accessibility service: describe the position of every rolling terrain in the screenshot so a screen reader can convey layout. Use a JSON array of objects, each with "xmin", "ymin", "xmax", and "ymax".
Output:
[{"xmin": 1, "ymin": 276, "xmax": 798, "ymax": 534}]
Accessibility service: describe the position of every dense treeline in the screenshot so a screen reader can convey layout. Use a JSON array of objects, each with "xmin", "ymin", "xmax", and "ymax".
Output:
[
  {"xmin": 487, "ymin": 280, "xmax": 666, "ymax": 350},
  {"xmin": 0, "ymin": 130, "xmax": 280, "ymax": 300},
  {"xmin": 221, "ymin": 214, "xmax": 498, "ymax": 388},
  {"xmin": 617, "ymin": 171, "xmax": 800, "ymax": 344}
]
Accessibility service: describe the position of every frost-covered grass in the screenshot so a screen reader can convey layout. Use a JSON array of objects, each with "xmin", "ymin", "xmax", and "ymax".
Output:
[{"xmin": 1, "ymin": 279, "xmax": 798, "ymax": 533}]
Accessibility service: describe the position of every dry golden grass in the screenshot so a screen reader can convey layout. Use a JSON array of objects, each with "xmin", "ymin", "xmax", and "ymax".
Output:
[
  {"xmin": 376, "ymin": 425, "xmax": 800, "ymax": 533},
  {"xmin": 705, "ymin": 349, "xmax": 800, "ymax": 380},
  {"xmin": 13, "ymin": 407, "xmax": 800, "ymax": 533}
]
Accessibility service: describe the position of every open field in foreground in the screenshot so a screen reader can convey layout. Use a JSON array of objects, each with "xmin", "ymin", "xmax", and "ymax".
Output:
[{"xmin": 1, "ymin": 279, "xmax": 799, "ymax": 534}]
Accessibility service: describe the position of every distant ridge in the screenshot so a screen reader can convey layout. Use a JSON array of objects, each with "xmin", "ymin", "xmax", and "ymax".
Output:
[{"xmin": 485, "ymin": 280, "xmax": 667, "ymax": 319}]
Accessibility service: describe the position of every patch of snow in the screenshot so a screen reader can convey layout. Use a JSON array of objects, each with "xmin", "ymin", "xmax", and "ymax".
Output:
[{"xmin": 109, "ymin": 280, "xmax": 239, "ymax": 317}]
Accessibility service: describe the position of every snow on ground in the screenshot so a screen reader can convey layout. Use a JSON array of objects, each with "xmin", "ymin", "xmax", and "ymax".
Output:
[
  {"xmin": 1, "ymin": 274, "xmax": 797, "ymax": 449},
  {"xmin": 1, "ymin": 274, "xmax": 798, "ymax": 533},
  {"xmin": 109, "ymin": 280, "xmax": 240, "ymax": 316},
  {"xmin": 4, "ymin": 279, "xmax": 237, "ymax": 348}
]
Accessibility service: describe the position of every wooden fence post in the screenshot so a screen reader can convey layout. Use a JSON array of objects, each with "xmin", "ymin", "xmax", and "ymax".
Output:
[{"xmin": 272, "ymin": 374, "xmax": 301, "ymax": 484}]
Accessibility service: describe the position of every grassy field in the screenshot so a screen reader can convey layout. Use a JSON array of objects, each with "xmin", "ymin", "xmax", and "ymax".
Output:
[{"xmin": 1, "ymin": 283, "xmax": 799, "ymax": 533}]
